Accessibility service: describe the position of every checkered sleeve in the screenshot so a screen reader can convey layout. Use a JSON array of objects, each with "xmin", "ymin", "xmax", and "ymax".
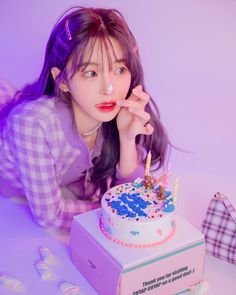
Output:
[{"xmin": 7, "ymin": 115, "xmax": 100, "ymax": 231}]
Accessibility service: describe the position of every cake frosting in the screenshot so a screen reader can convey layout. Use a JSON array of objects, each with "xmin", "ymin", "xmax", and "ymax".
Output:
[{"xmin": 100, "ymin": 177, "xmax": 176, "ymax": 247}]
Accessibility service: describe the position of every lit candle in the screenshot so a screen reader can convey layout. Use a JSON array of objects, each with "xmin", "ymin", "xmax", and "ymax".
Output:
[
  {"xmin": 145, "ymin": 150, "xmax": 152, "ymax": 176},
  {"xmin": 173, "ymin": 177, "xmax": 179, "ymax": 205}
]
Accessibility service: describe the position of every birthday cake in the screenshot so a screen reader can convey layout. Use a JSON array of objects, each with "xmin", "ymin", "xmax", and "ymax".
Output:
[{"xmin": 100, "ymin": 176, "xmax": 177, "ymax": 248}]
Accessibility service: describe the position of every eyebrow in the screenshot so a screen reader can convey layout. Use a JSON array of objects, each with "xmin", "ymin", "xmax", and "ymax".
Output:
[{"xmin": 81, "ymin": 58, "xmax": 127, "ymax": 67}]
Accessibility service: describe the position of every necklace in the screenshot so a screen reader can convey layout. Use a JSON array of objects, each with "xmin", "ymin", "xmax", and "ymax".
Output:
[{"xmin": 81, "ymin": 122, "xmax": 102, "ymax": 137}]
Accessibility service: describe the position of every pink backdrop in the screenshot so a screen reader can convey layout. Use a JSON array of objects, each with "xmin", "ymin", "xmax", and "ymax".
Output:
[{"xmin": 0, "ymin": 0, "xmax": 235, "ymax": 227}]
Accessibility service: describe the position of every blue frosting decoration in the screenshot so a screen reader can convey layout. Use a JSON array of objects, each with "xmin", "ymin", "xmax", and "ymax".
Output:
[
  {"xmin": 165, "ymin": 191, "xmax": 172, "ymax": 198},
  {"xmin": 106, "ymin": 226, "xmax": 112, "ymax": 234},
  {"xmin": 133, "ymin": 180, "xmax": 144, "ymax": 188},
  {"xmin": 108, "ymin": 193, "xmax": 151, "ymax": 218},
  {"xmin": 130, "ymin": 230, "xmax": 140, "ymax": 236},
  {"xmin": 161, "ymin": 198, "xmax": 175, "ymax": 212}
]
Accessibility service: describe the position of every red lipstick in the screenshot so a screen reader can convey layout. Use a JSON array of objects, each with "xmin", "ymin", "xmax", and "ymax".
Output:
[{"xmin": 95, "ymin": 101, "xmax": 116, "ymax": 112}]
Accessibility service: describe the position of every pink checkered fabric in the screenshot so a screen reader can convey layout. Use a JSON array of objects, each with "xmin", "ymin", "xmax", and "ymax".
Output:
[
  {"xmin": 201, "ymin": 192, "xmax": 236, "ymax": 264},
  {"xmin": 0, "ymin": 96, "xmax": 147, "ymax": 231}
]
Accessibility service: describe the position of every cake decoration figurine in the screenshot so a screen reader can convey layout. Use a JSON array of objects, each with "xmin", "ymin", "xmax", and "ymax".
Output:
[
  {"xmin": 161, "ymin": 177, "xmax": 179, "ymax": 213},
  {"xmin": 156, "ymin": 169, "xmax": 171, "ymax": 199},
  {"xmin": 156, "ymin": 185, "xmax": 166, "ymax": 200}
]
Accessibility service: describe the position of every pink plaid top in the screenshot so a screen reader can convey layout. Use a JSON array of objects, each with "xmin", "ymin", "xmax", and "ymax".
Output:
[{"xmin": 0, "ymin": 97, "xmax": 145, "ymax": 231}]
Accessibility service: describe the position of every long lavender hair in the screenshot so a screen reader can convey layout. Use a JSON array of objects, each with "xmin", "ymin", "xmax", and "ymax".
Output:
[{"xmin": 1, "ymin": 7, "xmax": 170, "ymax": 194}]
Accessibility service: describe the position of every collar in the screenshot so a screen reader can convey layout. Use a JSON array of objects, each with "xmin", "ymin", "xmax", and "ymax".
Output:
[{"xmin": 55, "ymin": 98, "xmax": 103, "ymax": 158}]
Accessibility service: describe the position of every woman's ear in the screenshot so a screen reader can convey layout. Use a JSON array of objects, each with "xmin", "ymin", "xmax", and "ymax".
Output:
[{"xmin": 51, "ymin": 67, "xmax": 69, "ymax": 93}]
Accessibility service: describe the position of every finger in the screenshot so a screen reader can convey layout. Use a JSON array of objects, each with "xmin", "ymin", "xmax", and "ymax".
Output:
[
  {"xmin": 130, "ymin": 85, "xmax": 142, "ymax": 101},
  {"xmin": 128, "ymin": 85, "xmax": 150, "ymax": 106},
  {"xmin": 132, "ymin": 88, "xmax": 150, "ymax": 105},
  {"xmin": 143, "ymin": 123, "xmax": 154, "ymax": 135},
  {"xmin": 146, "ymin": 123, "xmax": 154, "ymax": 134},
  {"xmin": 116, "ymin": 99, "xmax": 143, "ymax": 109},
  {"xmin": 129, "ymin": 107, "xmax": 150, "ymax": 124}
]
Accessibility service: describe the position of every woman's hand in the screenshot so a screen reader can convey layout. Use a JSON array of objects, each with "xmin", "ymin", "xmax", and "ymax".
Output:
[{"xmin": 116, "ymin": 85, "xmax": 153, "ymax": 142}]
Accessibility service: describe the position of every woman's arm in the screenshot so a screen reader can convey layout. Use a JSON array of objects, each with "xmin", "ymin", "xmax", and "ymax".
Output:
[
  {"xmin": 7, "ymin": 114, "xmax": 100, "ymax": 231},
  {"xmin": 119, "ymin": 139, "xmax": 138, "ymax": 177},
  {"xmin": 116, "ymin": 85, "xmax": 153, "ymax": 177}
]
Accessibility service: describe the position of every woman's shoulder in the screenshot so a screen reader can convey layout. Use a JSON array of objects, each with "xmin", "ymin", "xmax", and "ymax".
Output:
[
  {"xmin": 5, "ymin": 96, "xmax": 64, "ymax": 134},
  {"xmin": 10, "ymin": 96, "xmax": 59, "ymax": 119},
  {"xmin": 11, "ymin": 96, "xmax": 57, "ymax": 117}
]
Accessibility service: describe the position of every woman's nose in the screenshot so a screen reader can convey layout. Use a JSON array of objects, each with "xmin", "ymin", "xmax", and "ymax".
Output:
[
  {"xmin": 101, "ymin": 84, "xmax": 114, "ymax": 95},
  {"xmin": 101, "ymin": 75, "xmax": 114, "ymax": 95},
  {"xmin": 105, "ymin": 84, "xmax": 114, "ymax": 95}
]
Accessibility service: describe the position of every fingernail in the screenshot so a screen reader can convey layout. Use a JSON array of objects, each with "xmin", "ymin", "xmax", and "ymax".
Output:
[
  {"xmin": 147, "ymin": 125, "xmax": 154, "ymax": 133},
  {"xmin": 133, "ymin": 88, "xmax": 142, "ymax": 97}
]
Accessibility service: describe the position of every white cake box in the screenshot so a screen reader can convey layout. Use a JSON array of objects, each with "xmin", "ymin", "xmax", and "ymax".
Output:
[{"xmin": 70, "ymin": 209, "xmax": 205, "ymax": 295}]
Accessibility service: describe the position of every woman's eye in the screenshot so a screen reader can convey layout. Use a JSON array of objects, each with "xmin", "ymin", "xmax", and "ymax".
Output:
[
  {"xmin": 84, "ymin": 71, "xmax": 97, "ymax": 78},
  {"xmin": 115, "ymin": 67, "xmax": 127, "ymax": 75}
]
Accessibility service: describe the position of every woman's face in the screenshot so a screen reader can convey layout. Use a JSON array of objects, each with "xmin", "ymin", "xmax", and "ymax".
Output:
[{"xmin": 65, "ymin": 37, "xmax": 132, "ymax": 133}]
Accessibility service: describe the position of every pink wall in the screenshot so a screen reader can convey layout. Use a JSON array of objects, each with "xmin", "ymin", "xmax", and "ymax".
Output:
[{"xmin": 0, "ymin": 0, "xmax": 235, "ymax": 226}]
